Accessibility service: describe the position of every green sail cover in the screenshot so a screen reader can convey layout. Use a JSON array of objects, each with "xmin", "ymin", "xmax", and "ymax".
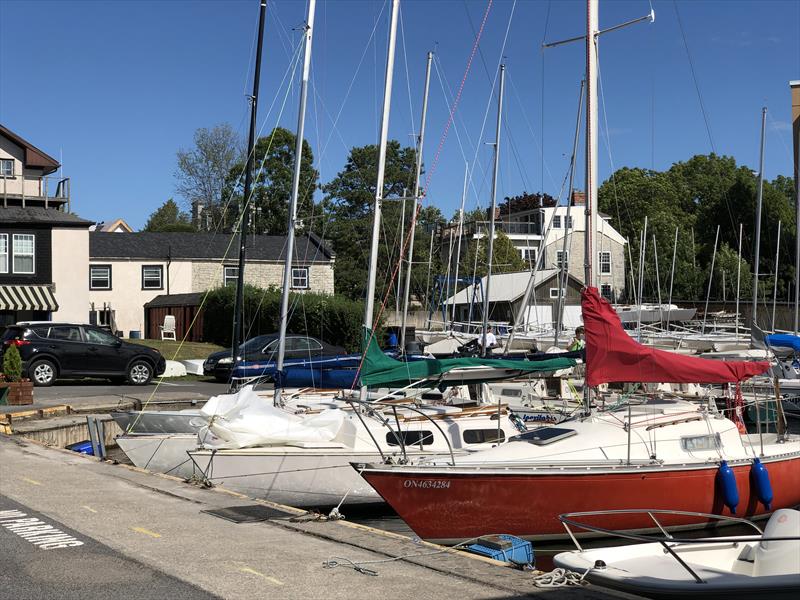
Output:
[{"xmin": 359, "ymin": 329, "xmax": 576, "ymax": 388}]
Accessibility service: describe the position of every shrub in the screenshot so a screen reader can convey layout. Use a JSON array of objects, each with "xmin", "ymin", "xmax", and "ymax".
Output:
[
  {"xmin": 2, "ymin": 344, "xmax": 23, "ymax": 382},
  {"xmin": 201, "ymin": 285, "xmax": 380, "ymax": 353}
]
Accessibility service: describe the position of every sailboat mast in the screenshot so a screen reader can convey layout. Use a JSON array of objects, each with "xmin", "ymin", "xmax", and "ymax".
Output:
[
  {"xmin": 361, "ymin": 0, "xmax": 399, "ymax": 397},
  {"xmin": 481, "ymin": 63, "xmax": 505, "ymax": 357},
  {"xmin": 771, "ymin": 220, "xmax": 781, "ymax": 331},
  {"xmin": 666, "ymin": 226, "xmax": 678, "ymax": 331},
  {"xmin": 274, "ymin": 0, "xmax": 316, "ymax": 404},
  {"xmin": 584, "ymin": 0, "xmax": 599, "ymax": 291},
  {"xmin": 231, "ymin": 0, "xmax": 267, "ymax": 364},
  {"xmin": 752, "ymin": 107, "xmax": 767, "ymax": 330},
  {"xmin": 791, "ymin": 81, "xmax": 800, "ymax": 334},
  {"xmin": 450, "ymin": 163, "xmax": 469, "ymax": 329},
  {"xmin": 400, "ymin": 50, "xmax": 433, "ymax": 352}
]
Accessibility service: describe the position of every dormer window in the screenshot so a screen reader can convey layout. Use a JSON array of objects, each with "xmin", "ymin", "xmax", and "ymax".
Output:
[{"xmin": 0, "ymin": 159, "xmax": 13, "ymax": 177}]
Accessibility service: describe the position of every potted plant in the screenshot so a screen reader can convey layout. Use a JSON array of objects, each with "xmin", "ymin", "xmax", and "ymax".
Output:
[{"xmin": 0, "ymin": 344, "xmax": 34, "ymax": 405}]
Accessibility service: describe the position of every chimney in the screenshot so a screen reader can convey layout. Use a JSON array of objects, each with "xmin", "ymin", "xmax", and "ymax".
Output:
[{"xmin": 571, "ymin": 190, "xmax": 586, "ymax": 206}]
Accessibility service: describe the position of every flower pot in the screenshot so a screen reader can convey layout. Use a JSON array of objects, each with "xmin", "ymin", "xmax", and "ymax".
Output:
[{"xmin": 0, "ymin": 381, "xmax": 34, "ymax": 406}]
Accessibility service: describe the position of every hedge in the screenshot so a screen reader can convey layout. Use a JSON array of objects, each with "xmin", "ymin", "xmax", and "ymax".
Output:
[{"xmin": 201, "ymin": 285, "xmax": 380, "ymax": 352}]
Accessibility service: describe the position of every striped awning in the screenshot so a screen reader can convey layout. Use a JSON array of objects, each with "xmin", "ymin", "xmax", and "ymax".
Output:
[{"xmin": 0, "ymin": 285, "xmax": 59, "ymax": 311}]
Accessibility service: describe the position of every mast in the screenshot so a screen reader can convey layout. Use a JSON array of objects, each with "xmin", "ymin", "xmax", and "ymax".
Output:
[
  {"xmin": 274, "ymin": 0, "xmax": 316, "ymax": 404},
  {"xmin": 735, "ymin": 223, "xmax": 742, "ymax": 342},
  {"xmin": 584, "ymin": 0, "xmax": 599, "ymax": 292},
  {"xmin": 702, "ymin": 224, "xmax": 720, "ymax": 335},
  {"xmin": 666, "ymin": 226, "xmax": 678, "ymax": 331},
  {"xmin": 771, "ymin": 220, "xmax": 781, "ymax": 331},
  {"xmin": 361, "ymin": 0, "xmax": 399, "ymax": 397},
  {"xmin": 481, "ymin": 63, "xmax": 505, "ymax": 357},
  {"xmin": 450, "ymin": 163, "xmax": 469, "ymax": 328},
  {"xmin": 791, "ymin": 81, "xmax": 800, "ymax": 334},
  {"xmin": 400, "ymin": 51, "xmax": 433, "ymax": 352},
  {"xmin": 636, "ymin": 218, "xmax": 647, "ymax": 341},
  {"xmin": 231, "ymin": 0, "xmax": 267, "ymax": 365},
  {"xmin": 554, "ymin": 79, "xmax": 585, "ymax": 347},
  {"xmin": 751, "ymin": 107, "xmax": 767, "ymax": 331}
]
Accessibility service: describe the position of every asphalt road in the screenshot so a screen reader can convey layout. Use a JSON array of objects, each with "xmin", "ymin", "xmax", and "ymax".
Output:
[{"xmin": 0, "ymin": 494, "xmax": 219, "ymax": 600}]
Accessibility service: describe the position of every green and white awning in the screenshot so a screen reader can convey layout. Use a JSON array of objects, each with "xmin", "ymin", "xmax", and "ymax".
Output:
[{"xmin": 0, "ymin": 285, "xmax": 59, "ymax": 311}]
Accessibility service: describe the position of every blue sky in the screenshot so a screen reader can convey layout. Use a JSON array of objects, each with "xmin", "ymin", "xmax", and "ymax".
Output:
[{"xmin": 1, "ymin": 0, "xmax": 798, "ymax": 229}]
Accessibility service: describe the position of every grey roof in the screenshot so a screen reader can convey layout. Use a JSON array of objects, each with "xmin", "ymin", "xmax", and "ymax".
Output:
[
  {"xmin": 144, "ymin": 292, "xmax": 204, "ymax": 308},
  {"xmin": 0, "ymin": 207, "xmax": 93, "ymax": 227},
  {"xmin": 90, "ymin": 231, "xmax": 334, "ymax": 262}
]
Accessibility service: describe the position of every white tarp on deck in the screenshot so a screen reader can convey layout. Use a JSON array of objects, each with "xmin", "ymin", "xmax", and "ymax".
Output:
[{"xmin": 198, "ymin": 386, "xmax": 345, "ymax": 449}]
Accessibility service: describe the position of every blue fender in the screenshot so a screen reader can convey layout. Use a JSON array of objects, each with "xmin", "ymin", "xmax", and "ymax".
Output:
[
  {"xmin": 716, "ymin": 460, "xmax": 739, "ymax": 514},
  {"xmin": 750, "ymin": 458, "xmax": 773, "ymax": 510}
]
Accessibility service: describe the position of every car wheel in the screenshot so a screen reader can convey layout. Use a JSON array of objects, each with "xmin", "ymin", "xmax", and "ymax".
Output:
[
  {"xmin": 127, "ymin": 360, "xmax": 153, "ymax": 386},
  {"xmin": 30, "ymin": 359, "xmax": 57, "ymax": 387}
]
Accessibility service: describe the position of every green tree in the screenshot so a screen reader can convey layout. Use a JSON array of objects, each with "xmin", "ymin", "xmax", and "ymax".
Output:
[
  {"xmin": 321, "ymin": 141, "xmax": 423, "ymax": 303},
  {"xmin": 143, "ymin": 199, "xmax": 195, "ymax": 232},
  {"xmin": 226, "ymin": 127, "xmax": 319, "ymax": 235},
  {"xmin": 463, "ymin": 230, "xmax": 526, "ymax": 278}
]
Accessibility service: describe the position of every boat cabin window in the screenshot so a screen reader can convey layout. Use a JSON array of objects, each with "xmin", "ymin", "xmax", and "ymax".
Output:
[
  {"xmin": 500, "ymin": 388, "xmax": 522, "ymax": 397},
  {"xmin": 386, "ymin": 430, "xmax": 434, "ymax": 447},
  {"xmin": 510, "ymin": 427, "xmax": 576, "ymax": 445},
  {"xmin": 680, "ymin": 433, "xmax": 721, "ymax": 452},
  {"xmin": 463, "ymin": 429, "xmax": 506, "ymax": 444}
]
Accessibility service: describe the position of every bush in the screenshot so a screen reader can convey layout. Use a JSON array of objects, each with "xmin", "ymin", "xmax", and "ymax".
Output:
[
  {"xmin": 2, "ymin": 344, "xmax": 23, "ymax": 382},
  {"xmin": 201, "ymin": 285, "xmax": 380, "ymax": 353}
]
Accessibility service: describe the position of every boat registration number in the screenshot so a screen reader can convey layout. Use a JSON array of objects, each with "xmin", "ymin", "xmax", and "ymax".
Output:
[{"xmin": 403, "ymin": 479, "xmax": 451, "ymax": 489}]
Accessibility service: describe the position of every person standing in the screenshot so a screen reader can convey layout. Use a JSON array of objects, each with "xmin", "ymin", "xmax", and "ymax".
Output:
[
  {"xmin": 481, "ymin": 326, "xmax": 498, "ymax": 355},
  {"xmin": 568, "ymin": 326, "xmax": 585, "ymax": 351}
]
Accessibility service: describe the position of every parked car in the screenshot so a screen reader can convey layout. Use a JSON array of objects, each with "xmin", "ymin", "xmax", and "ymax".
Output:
[
  {"xmin": 203, "ymin": 333, "xmax": 347, "ymax": 382},
  {"xmin": 1, "ymin": 322, "xmax": 166, "ymax": 387}
]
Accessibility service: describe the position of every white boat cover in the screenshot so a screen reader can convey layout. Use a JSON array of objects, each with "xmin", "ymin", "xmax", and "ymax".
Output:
[{"xmin": 197, "ymin": 386, "xmax": 346, "ymax": 449}]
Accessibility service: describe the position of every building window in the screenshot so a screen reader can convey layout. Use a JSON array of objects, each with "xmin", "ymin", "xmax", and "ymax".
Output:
[
  {"xmin": 291, "ymin": 267, "xmax": 309, "ymax": 290},
  {"xmin": 600, "ymin": 284, "xmax": 613, "ymax": 300},
  {"xmin": 521, "ymin": 247, "xmax": 537, "ymax": 262},
  {"xmin": 90, "ymin": 265, "xmax": 112, "ymax": 290},
  {"xmin": 223, "ymin": 266, "xmax": 239, "ymax": 287},
  {"xmin": 0, "ymin": 159, "xmax": 13, "ymax": 177},
  {"xmin": 552, "ymin": 215, "xmax": 561, "ymax": 229},
  {"xmin": 0, "ymin": 234, "xmax": 7, "ymax": 273},
  {"xmin": 142, "ymin": 265, "xmax": 163, "ymax": 290},
  {"xmin": 12, "ymin": 234, "xmax": 34, "ymax": 274},
  {"xmin": 565, "ymin": 216, "xmax": 573, "ymax": 229},
  {"xmin": 549, "ymin": 287, "xmax": 565, "ymax": 299},
  {"xmin": 555, "ymin": 250, "xmax": 569, "ymax": 269},
  {"xmin": 599, "ymin": 251, "xmax": 611, "ymax": 274}
]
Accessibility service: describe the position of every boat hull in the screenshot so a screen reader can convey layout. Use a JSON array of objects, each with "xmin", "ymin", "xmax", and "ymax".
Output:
[
  {"xmin": 359, "ymin": 455, "xmax": 800, "ymax": 543},
  {"xmin": 116, "ymin": 434, "xmax": 199, "ymax": 479}
]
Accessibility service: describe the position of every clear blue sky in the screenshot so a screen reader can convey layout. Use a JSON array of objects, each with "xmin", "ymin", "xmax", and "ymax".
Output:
[{"xmin": 1, "ymin": 0, "xmax": 798, "ymax": 230}]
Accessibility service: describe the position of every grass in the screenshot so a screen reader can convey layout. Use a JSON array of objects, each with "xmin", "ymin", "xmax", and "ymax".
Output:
[{"xmin": 130, "ymin": 339, "xmax": 224, "ymax": 362}]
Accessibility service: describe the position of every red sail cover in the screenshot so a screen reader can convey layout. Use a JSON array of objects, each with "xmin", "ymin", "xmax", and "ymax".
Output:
[{"xmin": 582, "ymin": 287, "xmax": 770, "ymax": 386}]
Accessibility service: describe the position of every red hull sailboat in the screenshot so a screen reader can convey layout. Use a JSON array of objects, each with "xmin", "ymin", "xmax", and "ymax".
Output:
[{"xmin": 357, "ymin": 289, "xmax": 800, "ymax": 543}]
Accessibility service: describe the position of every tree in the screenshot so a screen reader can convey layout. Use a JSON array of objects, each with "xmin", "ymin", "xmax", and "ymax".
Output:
[
  {"xmin": 144, "ymin": 199, "xmax": 195, "ymax": 232},
  {"xmin": 463, "ymin": 230, "xmax": 526, "ymax": 278},
  {"xmin": 175, "ymin": 124, "xmax": 242, "ymax": 229},
  {"xmin": 225, "ymin": 127, "xmax": 319, "ymax": 235},
  {"xmin": 321, "ymin": 141, "xmax": 422, "ymax": 302},
  {"xmin": 499, "ymin": 191, "xmax": 557, "ymax": 216}
]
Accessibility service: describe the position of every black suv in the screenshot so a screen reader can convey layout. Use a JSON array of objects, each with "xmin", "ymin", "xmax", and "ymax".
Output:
[{"xmin": 1, "ymin": 323, "xmax": 166, "ymax": 387}]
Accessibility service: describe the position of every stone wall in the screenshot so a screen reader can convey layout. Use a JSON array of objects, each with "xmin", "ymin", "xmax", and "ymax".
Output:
[{"xmin": 191, "ymin": 261, "xmax": 334, "ymax": 295}]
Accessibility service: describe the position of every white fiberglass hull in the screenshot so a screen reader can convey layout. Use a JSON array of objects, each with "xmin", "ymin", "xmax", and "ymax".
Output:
[
  {"xmin": 116, "ymin": 434, "xmax": 199, "ymax": 480},
  {"xmin": 187, "ymin": 447, "xmax": 418, "ymax": 507}
]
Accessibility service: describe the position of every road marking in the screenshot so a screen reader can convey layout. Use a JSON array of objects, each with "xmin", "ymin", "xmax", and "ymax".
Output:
[
  {"xmin": 131, "ymin": 527, "xmax": 161, "ymax": 538},
  {"xmin": 237, "ymin": 566, "xmax": 284, "ymax": 586},
  {"xmin": 81, "ymin": 506, "xmax": 97, "ymax": 513},
  {"xmin": 21, "ymin": 477, "xmax": 42, "ymax": 486},
  {"xmin": 0, "ymin": 509, "xmax": 84, "ymax": 549}
]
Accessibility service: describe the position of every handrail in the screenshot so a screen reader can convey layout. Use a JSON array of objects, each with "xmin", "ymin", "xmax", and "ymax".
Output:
[{"xmin": 559, "ymin": 508, "xmax": 800, "ymax": 586}]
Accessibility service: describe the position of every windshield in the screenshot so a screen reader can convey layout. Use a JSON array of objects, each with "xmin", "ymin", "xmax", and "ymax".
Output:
[{"xmin": 239, "ymin": 336, "xmax": 272, "ymax": 353}]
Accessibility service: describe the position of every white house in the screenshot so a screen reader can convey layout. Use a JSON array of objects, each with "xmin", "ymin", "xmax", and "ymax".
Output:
[
  {"xmin": 88, "ymin": 231, "xmax": 335, "ymax": 337},
  {"xmin": 0, "ymin": 125, "xmax": 90, "ymax": 326}
]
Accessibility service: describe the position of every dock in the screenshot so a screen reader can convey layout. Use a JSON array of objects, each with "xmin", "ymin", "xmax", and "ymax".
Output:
[{"xmin": 0, "ymin": 430, "xmax": 642, "ymax": 599}]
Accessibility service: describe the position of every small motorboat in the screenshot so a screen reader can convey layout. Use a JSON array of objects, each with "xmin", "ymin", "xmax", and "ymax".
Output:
[{"xmin": 554, "ymin": 508, "xmax": 800, "ymax": 599}]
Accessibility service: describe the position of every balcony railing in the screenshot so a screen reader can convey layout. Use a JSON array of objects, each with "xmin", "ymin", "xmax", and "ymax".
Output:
[
  {"xmin": 1, "ymin": 174, "xmax": 71, "ymax": 209},
  {"xmin": 470, "ymin": 221, "xmax": 542, "ymax": 236}
]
